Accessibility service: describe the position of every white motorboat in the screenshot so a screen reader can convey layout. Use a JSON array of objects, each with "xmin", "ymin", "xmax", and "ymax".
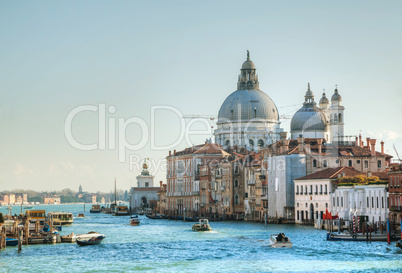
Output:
[
  {"xmin": 75, "ymin": 231, "xmax": 105, "ymax": 240},
  {"xmin": 269, "ymin": 234, "xmax": 293, "ymax": 248}
]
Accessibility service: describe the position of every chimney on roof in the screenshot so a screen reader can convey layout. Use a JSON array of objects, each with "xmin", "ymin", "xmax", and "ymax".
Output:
[
  {"xmin": 366, "ymin": 137, "xmax": 371, "ymax": 150},
  {"xmin": 305, "ymin": 143, "xmax": 311, "ymax": 154},
  {"xmin": 280, "ymin": 132, "xmax": 287, "ymax": 140},
  {"xmin": 297, "ymin": 137, "xmax": 304, "ymax": 153},
  {"xmin": 359, "ymin": 134, "xmax": 362, "ymax": 147},
  {"xmin": 355, "ymin": 136, "xmax": 358, "ymax": 146},
  {"xmin": 370, "ymin": 139, "xmax": 376, "ymax": 156},
  {"xmin": 174, "ymin": 149, "xmax": 176, "ymax": 155},
  {"xmin": 169, "ymin": 151, "xmax": 171, "ymax": 156},
  {"xmin": 160, "ymin": 181, "xmax": 163, "ymax": 190},
  {"xmin": 380, "ymin": 140, "xmax": 384, "ymax": 155},
  {"xmin": 284, "ymin": 140, "xmax": 290, "ymax": 152},
  {"xmin": 317, "ymin": 139, "xmax": 323, "ymax": 155}
]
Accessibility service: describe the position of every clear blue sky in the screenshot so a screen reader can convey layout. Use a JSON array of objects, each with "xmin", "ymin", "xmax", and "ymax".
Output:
[{"xmin": 1, "ymin": 1, "xmax": 401, "ymax": 192}]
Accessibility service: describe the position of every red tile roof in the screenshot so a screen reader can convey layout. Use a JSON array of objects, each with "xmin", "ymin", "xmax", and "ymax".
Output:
[{"xmin": 296, "ymin": 167, "xmax": 363, "ymax": 180}]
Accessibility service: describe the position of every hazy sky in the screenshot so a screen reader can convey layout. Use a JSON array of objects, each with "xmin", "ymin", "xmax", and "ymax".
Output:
[{"xmin": 1, "ymin": 1, "xmax": 401, "ymax": 192}]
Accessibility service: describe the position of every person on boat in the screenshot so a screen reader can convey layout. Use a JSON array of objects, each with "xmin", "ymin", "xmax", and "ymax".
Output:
[{"xmin": 277, "ymin": 233, "xmax": 283, "ymax": 242}]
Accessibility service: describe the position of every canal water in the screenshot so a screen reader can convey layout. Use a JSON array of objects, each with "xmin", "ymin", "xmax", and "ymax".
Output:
[{"xmin": 1, "ymin": 204, "xmax": 401, "ymax": 272}]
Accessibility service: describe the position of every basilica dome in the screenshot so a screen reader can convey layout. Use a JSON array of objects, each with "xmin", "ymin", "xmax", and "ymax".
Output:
[
  {"xmin": 217, "ymin": 89, "xmax": 279, "ymax": 124},
  {"xmin": 217, "ymin": 51, "xmax": 279, "ymax": 124}
]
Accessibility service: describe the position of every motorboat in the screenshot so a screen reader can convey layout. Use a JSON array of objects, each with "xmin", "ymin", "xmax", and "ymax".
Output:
[
  {"xmin": 146, "ymin": 214, "xmax": 164, "ymax": 219},
  {"xmin": 6, "ymin": 238, "xmax": 18, "ymax": 247},
  {"xmin": 75, "ymin": 231, "xmax": 105, "ymax": 241},
  {"xmin": 76, "ymin": 235, "xmax": 105, "ymax": 246},
  {"xmin": 28, "ymin": 233, "xmax": 57, "ymax": 244},
  {"xmin": 61, "ymin": 232, "xmax": 76, "ymax": 243},
  {"xmin": 90, "ymin": 204, "xmax": 101, "ymax": 213},
  {"xmin": 113, "ymin": 205, "xmax": 130, "ymax": 216},
  {"xmin": 129, "ymin": 215, "xmax": 140, "ymax": 226},
  {"xmin": 48, "ymin": 211, "xmax": 74, "ymax": 225},
  {"xmin": 192, "ymin": 219, "xmax": 212, "ymax": 232},
  {"xmin": 269, "ymin": 234, "xmax": 292, "ymax": 248},
  {"xmin": 326, "ymin": 231, "xmax": 399, "ymax": 242},
  {"xmin": 77, "ymin": 213, "xmax": 85, "ymax": 218}
]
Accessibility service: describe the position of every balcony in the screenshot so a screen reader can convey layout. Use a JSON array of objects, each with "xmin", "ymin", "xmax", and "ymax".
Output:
[
  {"xmin": 191, "ymin": 191, "xmax": 200, "ymax": 196},
  {"xmin": 247, "ymin": 180, "xmax": 256, "ymax": 185}
]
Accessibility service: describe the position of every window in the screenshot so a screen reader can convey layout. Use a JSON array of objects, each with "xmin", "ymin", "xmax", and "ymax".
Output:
[
  {"xmin": 235, "ymin": 194, "xmax": 239, "ymax": 205},
  {"xmin": 367, "ymin": 197, "xmax": 369, "ymax": 208},
  {"xmin": 337, "ymin": 197, "xmax": 339, "ymax": 206},
  {"xmin": 310, "ymin": 185, "xmax": 313, "ymax": 195},
  {"xmin": 296, "ymin": 186, "xmax": 299, "ymax": 195},
  {"xmin": 378, "ymin": 160, "xmax": 382, "ymax": 168},
  {"xmin": 313, "ymin": 159, "xmax": 317, "ymax": 167},
  {"xmin": 249, "ymin": 139, "xmax": 254, "ymax": 147},
  {"xmin": 225, "ymin": 140, "xmax": 230, "ymax": 147},
  {"xmin": 316, "ymin": 203, "xmax": 318, "ymax": 208},
  {"xmin": 297, "ymin": 203, "xmax": 299, "ymax": 207},
  {"xmin": 297, "ymin": 211, "xmax": 299, "ymax": 221},
  {"xmin": 315, "ymin": 211, "xmax": 318, "ymax": 220},
  {"xmin": 305, "ymin": 203, "xmax": 308, "ymax": 208},
  {"xmin": 333, "ymin": 197, "xmax": 335, "ymax": 206},
  {"xmin": 234, "ymin": 179, "xmax": 239, "ymax": 188},
  {"xmin": 305, "ymin": 186, "xmax": 308, "ymax": 194},
  {"xmin": 315, "ymin": 185, "xmax": 318, "ymax": 194},
  {"xmin": 382, "ymin": 197, "xmax": 384, "ymax": 208},
  {"xmin": 377, "ymin": 197, "xmax": 379, "ymax": 208},
  {"xmin": 348, "ymin": 160, "xmax": 352, "ymax": 167},
  {"xmin": 357, "ymin": 160, "xmax": 361, "ymax": 164},
  {"xmin": 235, "ymin": 166, "xmax": 239, "ymax": 174},
  {"xmin": 320, "ymin": 185, "xmax": 323, "ymax": 194},
  {"xmin": 323, "ymin": 160, "xmax": 328, "ymax": 168},
  {"xmin": 341, "ymin": 197, "xmax": 343, "ymax": 207},
  {"xmin": 338, "ymin": 113, "xmax": 342, "ymax": 122},
  {"xmin": 324, "ymin": 185, "xmax": 328, "ymax": 194},
  {"xmin": 372, "ymin": 197, "xmax": 374, "ymax": 208},
  {"xmin": 145, "ymin": 182, "xmax": 149, "ymax": 187},
  {"xmin": 325, "ymin": 203, "xmax": 328, "ymax": 208},
  {"xmin": 364, "ymin": 160, "xmax": 368, "ymax": 168},
  {"xmin": 258, "ymin": 139, "xmax": 264, "ymax": 147}
]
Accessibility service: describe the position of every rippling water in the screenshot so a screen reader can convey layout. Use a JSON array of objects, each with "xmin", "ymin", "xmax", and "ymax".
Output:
[{"xmin": 1, "ymin": 204, "xmax": 401, "ymax": 272}]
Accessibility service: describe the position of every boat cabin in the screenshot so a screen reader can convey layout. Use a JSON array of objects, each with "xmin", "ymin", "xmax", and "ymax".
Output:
[
  {"xmin": 25, "ymin": 210, "xmax": 46, "ymax": 225},
  {"xmin": 48, "ymin": 211, "xmax": 74, "ymax": 225}
]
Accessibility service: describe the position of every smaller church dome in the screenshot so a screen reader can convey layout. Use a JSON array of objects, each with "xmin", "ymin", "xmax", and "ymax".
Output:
[
  {"xmin": 331, "ymin": 88, "xmax": 342, "ymax": 102},
  {"xmin": 319, "ymin": 92, "xmax": 329, "ymax": 105},
  {"xmin": 241, "ymin": 50, "xmax": 256, "ymax": 69}
]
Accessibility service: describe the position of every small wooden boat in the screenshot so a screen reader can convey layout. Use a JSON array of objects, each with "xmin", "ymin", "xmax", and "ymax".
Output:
[
  {"xmin": 23, "ymin": 206, "xmax": 34, "ymax": 209},
  {"xmin": 396, "ymin": 240, "xmax": 402, "ymax": 249},
  {"xmin": 113, "ymin": 205, "xmax": 130, "ymax": 216},
  {"xmin": 269, "ymin": 234, "xmax": 292, "ymax": 248},
  {"xmin": 77, "ymin": 213, "xmax": 85, "ymax": 218},
  {"xmin": 28, "ymin": 233, "xmax": 57, "ymax": 244},
  {"xmin": 6, "ymin": 238, "xmax": 18, "ymax": 247},
  {"xmin": 61, "ymin": 233, "xmax": 76, "ymax": 243},
  {"xmin": 76, "ymin": 235, "xmax": 105, "ymax": 246},
  {"xmin": 192, "ymin": 219, "xmax": 212, "ymax": 232}
]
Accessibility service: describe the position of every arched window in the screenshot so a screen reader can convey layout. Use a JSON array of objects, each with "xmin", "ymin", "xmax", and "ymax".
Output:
[
  {"xmin": 334, "ymin": 113, "xmax": 338, "ymax": 123},
  {"xmin": 348, "ymin": 160, "xmax": 352, "ymax": 167},
  {"xmin": 249, "ymin": 139, "xmax": 254, "ymax": 147},
  {"xmin": 225, "ymin": 140, "xmax": 230, "ymax": 147},
  {"xmin": 296, "ymin": 186, "xmax": 299, "ymax": 194},
  {"xmin": 258, "ymin": 139, "xmax": 264, "ymax": 147},
  {"xmin": 315, "ymin": 185, "xmax": 318, "ymax": 194},
  {"xmin": 235, "ymin": 194, "xmax": 239, "ymax": 205},
  {"xmin": 338, "ymin": 113, "xmax": 342, "ymax": 122},
  {"xmin": 378, "ymin": 160, "xmax": 382, "ymax": 168},
  {"xmin": 364, "ymin": 160, "xmax": 369, "ymax": 168},
  {"xmin": 313, "ymin": 159, "xmax": 317, "ymax": 167},
  {"xmin": 323, "ymin": 160, "xmax": 328, "ymax": 168},
  {"xmin": 234, "ymin": 179, "xmax": 239, "ymax": 188}
]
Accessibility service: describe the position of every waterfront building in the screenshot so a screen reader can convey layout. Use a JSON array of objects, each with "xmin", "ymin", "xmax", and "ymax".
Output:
[
  {"xmin": 294, "ymin": 167, "xmax": 361, "ymax": 224},
  {"xmin": 166, "ymin": 143, "xmax": 230, "ymax": 217},
  {"xmin": 101, "ymin": 197, "xmax": 106, "ymax": 204},
  {"xmin": 388, "ymin": 163, "xmax": 402, "ymax": 222},
  {"xmin": 92, "ymin": 195, "xmax": 97, "ymax": 204},
  {"xmin": 16, "ymin": 195, "xmax": 23, "ymax": 204},
  {"xmin": 129, "ymin": 160, "xmax": 160, "ymax": 213},
  {"xmin": 157, "ymin": 182, "xmax": 167, "ymax": 215},
  {"xmin": 214, "ymin": 51, "xmax": 283, "ymax": 151},
  {"xmin": 331, "ymin": 175, "xmax": 389, "ymax": 224},
  {"xmin": 23, "ymin": 194, "xmax": 28, "ymax": 203},
  {"xmin": 9, "ymin": 194, "xmax": 15, "ymax": 204},
  {"xmin": 263, "ymin": 134, "xmax": 391, "ymax": 221},
  {"xmin": 44, "ymin": 196, "xmax": 61, "ymax": 204}
]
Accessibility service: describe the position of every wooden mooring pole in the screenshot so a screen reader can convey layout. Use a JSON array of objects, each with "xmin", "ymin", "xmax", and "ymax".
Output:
[{"xmin": 18, "ymin": 227, "xmax": 22, "ymax": 251}]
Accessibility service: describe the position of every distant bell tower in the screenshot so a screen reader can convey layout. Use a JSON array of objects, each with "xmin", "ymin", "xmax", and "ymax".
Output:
[
  {"xmin": 79, "ymin": 185, "xmax": 83, "ymax": 193},
  {"xmin": 329, "ymin": 86, "xmax": 345, "ymax": 143},
  {"xmin": 136, "ymin": 158, "xmax": 154, "ymax": 188}
]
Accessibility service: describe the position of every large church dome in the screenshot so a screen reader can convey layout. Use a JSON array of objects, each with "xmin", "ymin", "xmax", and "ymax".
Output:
[
  {"xmin": 217, "ymin": 89, "xmax": 279, "ymax": 124},
  {"xmin": 217, "ymin": 51, "xmax": 279, "ymax": 124}
]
